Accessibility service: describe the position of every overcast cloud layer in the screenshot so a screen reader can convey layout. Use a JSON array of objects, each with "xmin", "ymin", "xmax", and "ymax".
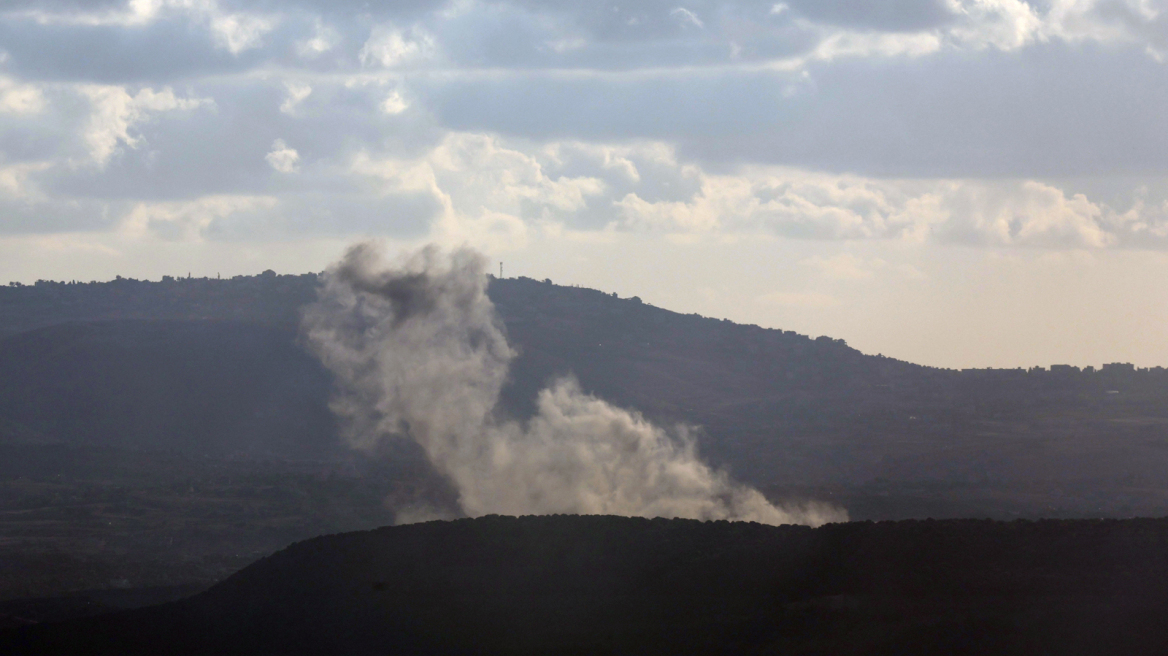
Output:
[{"xmin": 3, "ymin": 0, "xmax": 1168, "ymax": 368}]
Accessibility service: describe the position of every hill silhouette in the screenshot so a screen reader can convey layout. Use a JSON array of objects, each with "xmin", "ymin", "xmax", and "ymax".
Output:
[
  {"xmin": 3, "ymin": 273, "xmax": 1168, "ymax": 504},
  {"xmin": 4, "ymin": 514, "xmax": 1168, "ymax": 655}
]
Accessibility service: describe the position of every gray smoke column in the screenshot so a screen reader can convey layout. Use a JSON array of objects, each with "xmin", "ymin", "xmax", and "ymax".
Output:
[{"xmin": 303, "ymin": 242, "xmax": 847, "ymax": 527}]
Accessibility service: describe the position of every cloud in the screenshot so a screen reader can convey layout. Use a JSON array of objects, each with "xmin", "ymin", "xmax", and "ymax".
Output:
[
  {"xmin": 416, "ymin": 47, "xmax": 1168, "ymax": 178},
  {"xmin": 351, "ymin": 133, "xmax": 606, "ymax": 240},
  {"xmin": 4, "ymin": 0, "xmax": 1168, "ymax": 258},
  {"xmin": 946, "ymin": 0, "xmax": 1044, "ymax": 50},
  {"xmin": 358, "ymin": 24, "xmax": 435, "ymax": 67},
  {"xmin": 205, "ymin": 5, "xmax": 273, "ymax": 54},
  {"xmin": 540, "ymin": 149, "xmax": 1160, "ymax": 248},
  {"xmin": 0, "ymin": 161, "xmax": 51, "ymax": 199},
  {"xmin": 779, "ymin": 0, "xmax": 955, "ymax": 31},
  {"xmin": 0, "ymin": 75, "xmax": 44, "ymax": 113},
  {"xmin": 5, "ymin": 0, "xmax": 275, "ymax": 54},
  {"xmin": 379, "ymin": 89, "xmax": 408, "ymax": 114},
  {"xmin": 296, "ymin": 17, "xmax": 340, "ymax": 58},
  {"xmin": 934, "ymin": 180, "xmax": 1117, "ymax": 248},
  {"xmin": 79, "ymin": 84, "xmax": 212, "ymax": 166},
  {"xmin": 5, "ymin": 1, "xmax": 1168, "ymax": 87},
  {"xmin": 613, "ymin": 167, "xmax": 926, "ymax": 238},
  {"xmin": 6, "ymin": 0, "xmax": 165, "ymax": 28},
  {"xmin": 265, "ymin": 138, "xmax": 300, "ymax": 173},
  {"xmin": 245, "ymin": 129, "xmax": 1168, "ymax": 251},
  {"xmin": 670, "ymin": 7, "xmax": 705, "ymax": 29},
  {"xmin": 279, "ymin": 81, "xmax": 312, "ymax": 115},
  {"xmin": 14, "ymin": 86, "xmax": 1168, "ymax": 253},
  {"xmin": 808, "ymin": 29, "xmax": 942, "ymax": 61},
  {"xmin": 119, "ymin": 194, "xmax": 277, "ymax": 241}
]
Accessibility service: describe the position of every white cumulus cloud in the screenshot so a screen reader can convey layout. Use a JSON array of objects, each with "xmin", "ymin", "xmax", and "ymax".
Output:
[
  {"xmin": 120, "ymin": 194, "xmax": 278, "ymax": 241},
  {"xmin": 208, "ymin": 8, "xmax": 273, "ymax": 54},
  {"xmin": 279, "ymin": 81, "xmax": 312, "ymax": 115},
  {"xmin": 265, "ymin": 139, "xmax": 300, "ymax": 173},
  {"xmin": 380, "ymin": 89, "xmax": 408, "ymax": 115},
  {"xmin": 0, "ymin": 76, "xmax": 44, "ymax": 114},
  {"xmin": 79, "ymin": 85, "xmax": 212, "ymax": 166},
  {"xmin": 359, "ymin": 25, "xmax": 436, "ymax": 68},
  {"xmin": 297, "ymin": 18, "xmax": 340, "ymax": 58}
]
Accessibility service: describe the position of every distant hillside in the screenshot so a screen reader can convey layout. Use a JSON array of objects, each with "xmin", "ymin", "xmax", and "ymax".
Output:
[
  {"xmin": 4, "ymin": 514, "xmax": 1168, "ymax": 655},
  {"xmin": 3, "ymin": 273, "xmax": 1168, "ymax": 497},
  {"xmin": 0, "ymin": 320, "xmax": 335, "ymax": 459},
  {"xmin": 0, "ymin": 273, "xmax": 931, "ymax": 481},
  {"xmin": 0, "ymin": 273, "xmax": 318, "ymax": 339}
]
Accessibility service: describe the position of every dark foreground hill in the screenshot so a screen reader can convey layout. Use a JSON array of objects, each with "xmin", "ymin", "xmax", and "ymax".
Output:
[{"xmin": 4, "ymin": 514, "xmax": 1168, "ymax": 655}]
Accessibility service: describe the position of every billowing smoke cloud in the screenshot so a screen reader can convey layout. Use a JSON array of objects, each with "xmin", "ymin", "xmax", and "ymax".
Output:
[{"xmin": 303, "ymin": 242, "xmax": 847, "ymax": 527}]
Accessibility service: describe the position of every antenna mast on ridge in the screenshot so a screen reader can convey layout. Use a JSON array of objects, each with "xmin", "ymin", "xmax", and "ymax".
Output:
[{"xmin": 499, "ymin": 262, "xmax": 503, "ymax": 278}]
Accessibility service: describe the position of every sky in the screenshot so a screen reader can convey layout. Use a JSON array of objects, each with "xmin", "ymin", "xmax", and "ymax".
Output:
[{"xmin": 2, "ymin": 0, "xmax": 1168, "ymax": 369}]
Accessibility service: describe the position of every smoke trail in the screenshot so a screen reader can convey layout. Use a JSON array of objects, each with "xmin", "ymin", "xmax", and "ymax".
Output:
[{"xmin": 303, "ymin": 242, "xmax": 846, "ymax": 527}]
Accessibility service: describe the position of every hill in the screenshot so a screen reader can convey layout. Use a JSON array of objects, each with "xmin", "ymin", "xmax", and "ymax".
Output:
[
  {"xmin": 3, "ymin": 514, "xmax": 1168, "ymax": 655},
  {"xmin": 0, "ymin": 320, "xmax": 335, "ymax": 458},
  {"xmin": 4, "ymin": 272, "xmax": 1168, "ymax": 602},
  {"xmin": 3, "ymin": 274, "xmax": 1168, "ymax": 504}
]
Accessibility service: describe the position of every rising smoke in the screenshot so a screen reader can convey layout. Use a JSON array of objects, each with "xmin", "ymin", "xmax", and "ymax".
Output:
[{"xmin": 303, "ymin": 243, "xmax": 846, "ymax": 527}]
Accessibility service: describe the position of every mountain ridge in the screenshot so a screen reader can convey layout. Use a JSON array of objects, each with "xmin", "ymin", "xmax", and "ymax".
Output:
[{"xmin": 4, "ymin": 272, "xmax": 1168, "ymax": 503}]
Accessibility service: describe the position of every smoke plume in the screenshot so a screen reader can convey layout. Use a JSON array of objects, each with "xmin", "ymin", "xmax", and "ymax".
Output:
[{"xmin": 303, "ymin": 243, "xmax": 846, "ymax": 527}]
